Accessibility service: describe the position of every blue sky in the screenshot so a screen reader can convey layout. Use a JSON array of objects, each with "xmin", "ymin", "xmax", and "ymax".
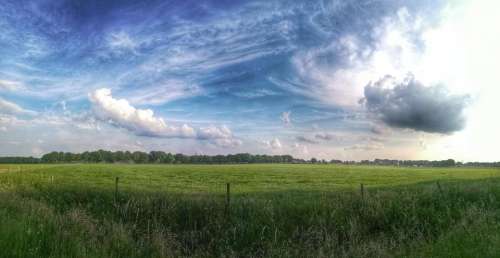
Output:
[{"xmin": 1, "ymin": 0, "xmax": 499, "ymax": 161}]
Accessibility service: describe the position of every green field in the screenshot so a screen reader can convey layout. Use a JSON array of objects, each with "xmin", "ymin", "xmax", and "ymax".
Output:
[{"xmin": 1, "ymin": 164, "xmax": 500, "ymax": 257}]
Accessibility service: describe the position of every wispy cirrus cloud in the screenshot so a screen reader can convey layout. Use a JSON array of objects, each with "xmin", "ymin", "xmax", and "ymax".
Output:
[
  {"xmin": 0, "ymin": 98, "xmax": 36, "ymax": 116},
  {"xmin": 0, "ymin": 79, "xmax": 24, "ymax": 91},
  {"xmin": 125, "ymin": 80, "xmax": 203, "ymax": 106}
]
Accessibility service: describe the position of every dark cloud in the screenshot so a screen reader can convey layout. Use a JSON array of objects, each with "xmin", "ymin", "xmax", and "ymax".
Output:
[
  {"xmin": 370, "ymin": 125, "xmax": 389, "ymax": 135},
  {"xmin": 296, "ymin": 133, "xmax": 341, "ymax": 144},
  {"xmin": 295, "ymin": 136, "xmax": 319, "ymax": 144},
  {"xmin": 361, "ymin": 75, "xmax": 469, "ymax": 134},
  {"xmin": 314, "ymin": 132, "xmax": 337, "ymax": 141}
]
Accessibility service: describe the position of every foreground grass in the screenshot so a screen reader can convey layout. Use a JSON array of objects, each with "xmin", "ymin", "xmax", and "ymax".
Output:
[{"xmin": 1, "ymin": 164, "xmax": 500, "ymax": 257}]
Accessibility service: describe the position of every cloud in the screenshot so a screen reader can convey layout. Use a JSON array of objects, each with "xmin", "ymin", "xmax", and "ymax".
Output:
[
  {"xmin": 296, "ymin": 132, "xmax": 340, "ymax": 144},
  {"xmin": 233, "ymin": 88, "xmax": 279, "ymax": 99},
  {"xmin": 89, "ymin": 88, "xmax": 195, "ymax": 138},
  {"xmin": 0, "ymin": 80, "xmax": 23, "ymax": 91},
  {"xmin": 212, "ymin": 138, "xmax": 243, "ymax": 148},
  {"xmin": 107, "ymin": 31, "xmax": 138, "ymax": 54},
  {"xmin": 291, "ymin": 142, "xmax": 309, "ymax": 155},
  {"xmin": 370, "ymin": 125, "xmax": 389, "ymax": 135},
  {"xmin": 126, "ymin": 80, "xmax": 202, "ymax": 106},
  {"xmin": 0, "ymin": 98, "xmax": 36, "ymax": 115},
  {"xmin": 280, "ymin": 111, "xmax": 291, "ymax": 125},
  {"xmin": 344, "ymin": 142, "xmax": 384, "ymax": 151},
  {"xmin": 198, "ymin": 125, "xmax": 233, "ymax": 140},
  {"xmin": 262, "ymin": 138, "xmax": 282, "ymax": 149},
  {"xmin": 295, "ymin": 135, "xmax": 318, "ymax": 144},
  {"xmin": 270, "ymin": 138, "xmax": 282, "ymax": 149},
  {"xmin": 88, "ymin": 88, "xmax": 239, "ymax": 145},
  {"xmin": 361, "ymin": 75, "xmax": 470, "ymax": 134},
  {"xmin": 283, "ymin": 6, "xmax": 438, "ymax": 107},
  {"xmin": 314, "ymin": 132, "xmax": 338, "ymax": 141}
]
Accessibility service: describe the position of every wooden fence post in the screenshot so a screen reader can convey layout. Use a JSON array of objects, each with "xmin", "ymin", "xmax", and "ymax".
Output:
[
  {"xmin": 436, "ymin": 181, "xmax": 444, "ymax": 196},
  {"xmin": 115, "ymin": 177, "xmax": 120, "ymax": 203},
  {"xmin": 225, "ymin": 183, "xmax": 231, "ymax": 215},
  {"xmin": 360, "ymin": 183, "xmax": 365, "ymax": 200}
]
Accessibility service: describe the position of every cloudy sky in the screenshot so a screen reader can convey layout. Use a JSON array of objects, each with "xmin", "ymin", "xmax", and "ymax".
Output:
[{"xmin": 1, "ymin": 0, "xmax": 499, "ymax": 161}]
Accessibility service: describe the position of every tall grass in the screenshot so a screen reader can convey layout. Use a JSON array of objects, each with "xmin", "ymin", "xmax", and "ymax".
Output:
[{"xmin": 1, "ymin": 164, "xmax": 500, "ymax": 257}]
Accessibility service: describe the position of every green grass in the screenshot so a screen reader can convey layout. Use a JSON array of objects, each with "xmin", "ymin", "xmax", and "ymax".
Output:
[{"xmin": 1, "ymin": 164, "xmax": 500, "ymax": 257}]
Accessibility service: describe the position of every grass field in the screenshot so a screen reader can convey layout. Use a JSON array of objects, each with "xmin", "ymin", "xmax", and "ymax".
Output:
[{"xmin": 1, "ymin": 164, "xmax": 500, "ymax": 257}]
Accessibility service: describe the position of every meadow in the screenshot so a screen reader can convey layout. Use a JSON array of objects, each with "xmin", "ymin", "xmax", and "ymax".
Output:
[{"xmin": 1, "ymin": 164, "xmax": 500, "ymax": 257}]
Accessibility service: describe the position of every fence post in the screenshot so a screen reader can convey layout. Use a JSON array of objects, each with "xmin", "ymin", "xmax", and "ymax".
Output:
[
  {"xmin": 360, "ymin": 183, "xmax": 365, "ymax": 200},
  {"xmin": 225, "ymin": 183, "xmax": 231, "ymax": 215},
  {"xmin": 115, "ymin": 177, "xmax": 120, "ymax": 203},
  {"xmin": 436, "ymin": 181, "xmax": 444, "ymax": 196}
]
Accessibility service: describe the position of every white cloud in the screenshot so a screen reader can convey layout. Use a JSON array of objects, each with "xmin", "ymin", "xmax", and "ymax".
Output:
[
  {"xmin": 0, "ymin": 98, "xmax": 36, "ymax": 115},
  {"xmin": 270, "ymin": 138, "xmax": 281, "ymax": 149},
  {"xmin": 270, "ymin": 138, "xmax": 282, "ymax": 149},
  {"xmin": 31, "ymin": 146, "xmax": 44, "ymax": 156},
  {"xmin": 127, "ymin": 80, "xmax": 202, "ymax": 105},
  {"xmin": 280, "ymin": 111, "xmax": 291, "ymax": 125},
  {"xmin": 88, "ymin": 88, "xmax": 240, "ymax": 145},
  {"xmin": 212, "ymin": 138, "xmax": 243, "ymax": 148},
  {"xmin": 0, "ymin": 79, "xmax": 23, "ymax": 91},
  {"xmin": 260, "ymin": 138, "xmax": 282, "ymax": 150},
  {"xmin": 233, "ymin": 88, "xmax": 279, "ymax": 98},
  {"xmin": 89, "ymin": 88, "xmax": 196, "ymax": 138},
  {"xmin": 291, "ymin": 142, "xmax": 309, "ymax": 155},
  {"xmin": 107, "ymin": 31, "xmax": 138, "ymax": 54},
  {"xmin": 290, "ymin": 7, "xmax": 427, "ymax": 108},
  {"xmin": 198, "ymin": 125, "xmax": 232, "ymax": 140}
]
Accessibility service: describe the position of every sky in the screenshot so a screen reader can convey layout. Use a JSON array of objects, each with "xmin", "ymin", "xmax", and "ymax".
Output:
[{"xmin": 0, "ymin": 0, "xmax": 499, "ymax": 161}]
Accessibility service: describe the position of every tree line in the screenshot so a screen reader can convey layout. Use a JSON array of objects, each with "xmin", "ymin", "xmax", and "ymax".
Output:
[
  {"xmin": 0, "ymin": 150, "xmax": 499, "ymax": 167},
  {"xmin": 37, "ymin": 150, "xmax": 297, "ymax": 164}
]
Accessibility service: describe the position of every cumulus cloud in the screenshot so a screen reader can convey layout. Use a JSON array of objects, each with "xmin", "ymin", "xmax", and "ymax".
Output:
[
  {"xmin": 291, "ymin": 142, "xmax": 309, "ymax": 155},
  {"xmin": 199, "ymin": 125, "xmax": 243, "ymax": 147},
  {"xmin": 262, "ymin": 138, "xmax": 282, "ymax": 149},
  {"xmin": 280, "ymin": 111, "xmax": 291, "ymax": 126},
  {"xmin": 361, "ymin": 75, "xmax": 470, "ymax": 134},
  {"xmin": 270, "ymin": 138, "xmax": 282, "ymax": 149},
  {"xmin": 0, "ymin": 98, "xmax": 36, "ymax": 115},
  {"xmin": 88, "ymin": 88, "xmax": 240, "ymax": 145},
  {"xmin": 212, "ymin": 138, "xmax": 243, "ymax": 148},
  {"xmin": 89, "ymin": 88, "xmax": 195, "ymax": 138}
]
